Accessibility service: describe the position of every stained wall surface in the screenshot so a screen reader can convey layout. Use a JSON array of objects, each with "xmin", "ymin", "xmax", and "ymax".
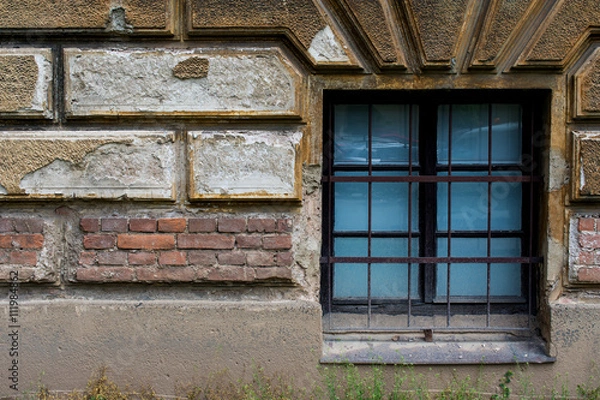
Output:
[{"xmin": 0, "ymin": 0, "xmax": 600, "ymax": 395}]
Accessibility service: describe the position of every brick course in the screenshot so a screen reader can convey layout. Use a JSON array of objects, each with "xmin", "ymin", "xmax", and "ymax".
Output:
[
  {"xmin": 572, "ymin": 216, "xmax": 600, "ymax": 283},
  {"xmin": 76, "ymin": 216, "xmax": 294, "ymax": 284}
]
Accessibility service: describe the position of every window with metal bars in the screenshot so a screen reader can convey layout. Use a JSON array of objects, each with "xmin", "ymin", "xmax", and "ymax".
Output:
[{"xmin": 321, "ymin": 90, "xmax": 546, "ymax": 333}]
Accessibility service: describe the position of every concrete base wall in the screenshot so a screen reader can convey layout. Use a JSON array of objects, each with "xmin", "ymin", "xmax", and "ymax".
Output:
[{"xmin": 1, "ymin": 299, "xmax": 322, "ymax": 396}]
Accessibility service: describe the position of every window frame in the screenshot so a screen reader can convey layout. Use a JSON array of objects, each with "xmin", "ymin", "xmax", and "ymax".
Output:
[{"xmin": 320, "ymin": 90, "xmax": 546, "ymax": 334}]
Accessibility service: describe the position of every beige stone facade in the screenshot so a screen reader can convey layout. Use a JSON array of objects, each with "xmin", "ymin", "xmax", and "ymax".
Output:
[{"xmin": 1, "ymin": 0, "xmax": 600, "ymax": 395}]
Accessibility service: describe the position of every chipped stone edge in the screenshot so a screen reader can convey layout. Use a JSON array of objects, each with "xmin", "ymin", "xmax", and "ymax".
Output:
[
  {"xmin": 187, "ymin": 130, "xmax": 303, "ymax": 202},
  {"xmin": 0, "ymin": 48, "xmax": 53, "ymax": 119},
  {"xmin": 0, "ymin": 130, "xmax": 177, "ymax": 201}
]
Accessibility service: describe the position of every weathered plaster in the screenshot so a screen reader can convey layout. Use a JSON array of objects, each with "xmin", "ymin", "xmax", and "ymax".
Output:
[
  {"xmin": 408, "ymin": 0, "xmax": 468, "ymax": 63},
  {"xmin": 188, "ymin": 130, "xmax": 302, "ymax": 200},
  {"xmin": 344, "ymin": 0, "xmax": 400, "ymax": 64},
  {"xmin": 574, "ymin": 47, "xmax": 600, "ymax": 118},
  {"xmin": 526, "ymin": 0, "xmax": 600, "ymax": 63},
  {"xmin": 308, "ymin": 26, "xmax": 350, "ymax": 63},
  {"xmin": 0, "ymin": 49, "xmax": 52, "ymax": 118},
  {"xmin": 0, "ymin": 0, "xmax": 170, "ymax": 30},
  {"xmin": 472, "ymin": 0, "xmax": 532, "ymax": 65},
  {"xmin": 0, "ymin": 131, "xmax": 176, "ymax": 200},
  {"xmin": 65, "ymin": 49, "xmax": 300, "ymax": 117},
  {"xmin": 188, "ymin": 0, "xmax": 325, "ymax": 50},
  {"xmin": 572, "ymin": 131, "xmax": 600, "ymax": 200}
]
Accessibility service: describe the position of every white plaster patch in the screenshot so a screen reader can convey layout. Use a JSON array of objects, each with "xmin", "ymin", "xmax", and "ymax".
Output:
[
  {"xmin": 548, "ymin": 147, "xmax": 569, "ymax": 192},
  {"xmin": 189, "ymin": 130, "xmax": 302, "ymax": 200},
  {"xmin": 16, "ymin": 131, "xmax": 176, "ymax": 200},
  {"xmin": 65, "ymin": 48, "xmax": 299, "ymax": 116},
  {"xmin": 308, "ymin": 26, "xmax": 350, "ymax": 63}
]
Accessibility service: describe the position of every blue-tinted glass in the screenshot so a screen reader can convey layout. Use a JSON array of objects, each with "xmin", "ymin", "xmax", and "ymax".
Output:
[
  {"xmin": 333, "ymin": 264, "xmax": 367, "ymax": 298},
  {"xmin": 372, "ymin": 104, "xmax": 419, "ymax": 165},
  {"xmin": 437, "ymin": 172, "xmax": 522, "ymax": 231},
  {"xmin": 372, "ymin": 172, "xmax": 418, "ymax": 232},
  {"xmin": 334, "ymin": 174, "xmax": 368, "ymax": 231},
  {"xmin": 334, "ymin": 105, "xmax": 369, "ymax": 165},
  {"xmin": 438, "ymin": 104, "xmax": 489, "ymax": 164},
  {"xmin": 372, "ymin": 264, "xmax": 419, "ymax": 298},
  {"xmin": 436, "ymin": 238, "xmax": 522, "ymax": 298},
  {"xmin": 491, "ymin": 104, "xmax": 522, "ymax": 164},
  {"xmin": 335, "ymin": 238, "xmax": 368, "ymax": 256}
]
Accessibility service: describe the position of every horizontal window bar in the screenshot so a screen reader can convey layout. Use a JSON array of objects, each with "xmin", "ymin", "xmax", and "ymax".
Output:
[
  {"xmin": 323, "ymin": 175, "xmax": 540, "ymax": 183},
  {"xmin": 321, "ymin": 256, "xmax": 543, "ymax": 264}
]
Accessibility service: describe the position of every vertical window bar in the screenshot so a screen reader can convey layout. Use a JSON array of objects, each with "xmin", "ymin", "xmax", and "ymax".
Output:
[
  {"xmin": 446, "ymin": 104, "xmax": 453, "ymax": 327},
  {"xmin": 367, "ymin": 104, "xmax": 373, "ymax": 328},
  {"xmin": 407, "ymin": 104, "xmax": 414, "ymax": 327},
  {"xmin": 486, "ymin": 104, "xmax": 493, "ymax": 327},
  {"xmin": 527, "ymin": 102, "xmax": 535, "ymax": 330}
]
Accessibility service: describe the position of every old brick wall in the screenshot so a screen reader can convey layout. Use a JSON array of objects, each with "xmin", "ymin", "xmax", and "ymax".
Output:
[{"xmin": 1, "ymin": 0, "xmax": 600, "ymax": 395}]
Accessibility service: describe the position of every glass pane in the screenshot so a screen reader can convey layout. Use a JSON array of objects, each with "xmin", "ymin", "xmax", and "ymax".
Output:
[
  {"xmin": 371, "ymin": 238, "xmax": 419, "ymax": 257},
  {"xmin": 334, "ymin": 178, "xmax": 368, "ymax": 232},
  {"xmin": 438, "ymin": 104, "xmax": 489, "ymax": 165},
  {"xmin": 491, "ymin": 104, "xmax": 522, "ymax": 164},
  {"xmin": 334, "ymin": 105, "xmax": 369, "ymax": 165},
  {"xmin": 333, "ymin": 264, "xmax": 367, "ymax": 298},
  {"xmin": 436, "ymin": 238, "xmax": 522, "ymax": 298},
  {"xmin": 372, "ymin": 264, "xmax": 419, "ymax": 298},
  {"xmin": 372, "ymin": 173, "xmax": 418, "ymax": 232},
  {"xmin": 335, "ymin": 238, "xmax": 368, "ymax": 256},
  {"xmin": 372, "ymin": 104, "xmax": 418, "ymax": 165},
  {"xmin": 437, "ymin": 172, "xmax": 522, "ymax": 231}
]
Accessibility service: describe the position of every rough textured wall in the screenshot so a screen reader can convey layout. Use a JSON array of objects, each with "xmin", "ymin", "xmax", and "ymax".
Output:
[{"xmin": 0, "ymin": 0, "xmax": 600, "ymax": 396}]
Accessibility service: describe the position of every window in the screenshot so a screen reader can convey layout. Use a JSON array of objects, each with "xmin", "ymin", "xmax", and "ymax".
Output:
[{"xmin": 321, "ymin": 90, "xmax": 545, "ymax": 335}]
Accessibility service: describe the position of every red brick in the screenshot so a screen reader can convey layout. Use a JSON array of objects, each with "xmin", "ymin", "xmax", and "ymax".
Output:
[
  {"xmin": 0, "ymin": 250, "xmax": 10, "ymax": 264},
  {"xmin": 236, "ymin": 234, "xmax": 261, "ymax": 249},
  {"xmin": 78, "ymin": 251, "xmax": 97, "ymax": 266},
  {"xmin": 84, "ymin": 234, "xmax": 116, "ymax": 250},
  {"xmin": 136, "ymin": 267, "xmax": 196, "ymax": 282},
  {"xmin": 178, "ymin": 234, "xmax": 234, "ymax": 249},
  {"xmin": 97, "ymin": 251, "xmax": 127, "ymax": 266},
  {"xmin": 578, "ymin": 250, "xmax": 595, "ymax": 265},
  {"xmin": 276, "ymin": 251, "xmax": 294, "ymax": 267},
  {"xmin": 128, "ymin": 252, "xmax": 156, "ymax": 265},
  {"xmin": 217, "ymin": 251, "xmax": 246, "ymax": 265},
  {"xmin": 10, "ymin": 251, "xmax": 37, "ymax": 266},
  {"xmin": 13, "ymin": 218, "xmax": 44, "ymax": 233},
  {"xmin": 246, "ymin": 251, "xmax": 275, "ymax": 267},
  {"xmin": 276, "ymin": 219, "xmax": 293, "ymax": 233},
  {"xmin": 579, "ymin": 218, "xmax": 596, "ymax": 232},
  {"xmin": 255, "ymin": 267, "xmax": 292, "ymax": 281},
  {"xmin": 577, "ymin": 267, "xmax": 600, "ymax": 283},
  {"xmin": 218, "ymin": 218, "xmax": 246, "ymax": 233},
  {"xmin": 0, "ymin": 219, "xmax": 14, "ymax": 233},
  {"xmin": 158, "ymin": 218, "xmax": 186, "ymax": 233},
  {"xmin": 102, "ymin": 218, "xmax": 128, "ymax": 232},
  {"xmin": 117, "ymin": 234, "xmax": 175, "ymax": 250},
  {"xmin": 0, "ymin": 234, "xmax": 44, "ymax": 249},
  {"xmin": 263, "ymin": 234, "xmax": 292, "ymax": 250},
  {"xmin": 206, "ymin": 266, "xmax": 254, "ymax": 282},
  {"xmin": 247, "ymin": 218, "xmax": 276, "ymax": 233},
  {"xmin": 188, "ymin": 250, "xmax": 216, "ymax": 266},
  {"xmin": 76, "ymin": 267, "xmax": 134, "ymax": 282},
  {"xmin": 579, "ymin": 233, "xmax": 600, "ymax": 250},
  {"xmin": 80, "ymin": 218, "xmax": 100, "ymax": 232},
  {"xmin": 129, "ymin": 219, "xmax": 157, "ymax": 233},
  {"xmin": 159, "ymin": 251, "xmax": 187, "ymax": 266},
  {"xmin": 189, "ymin": 218, "xmax": 216, "ymax": 233}
]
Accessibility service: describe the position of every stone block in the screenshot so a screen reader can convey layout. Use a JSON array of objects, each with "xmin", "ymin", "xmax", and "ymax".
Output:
[
  {"xmin": 571, "ymin": 131, "xmax": 600, "ymax": 201},
  {"xmin": 0, "ymin": 0, "xmax": 173, "ymax": 34},
  {"xmin": 64, "ymin": 48, "xmax": 301, "ymax": 118},
  {"xmin": 573, "ymin": 47, "xmax": 600, "ymax": 119},
  {"xmin": 0, "ymin": 131, "xmax": 176, "ymax": 200},
  {"xmin": 188, "ymin": 130, "xmax": 302, "ymax": 200},
  {"xmin": 0, "ymin": 49, "xmax": 52, "ymax": 119}
]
